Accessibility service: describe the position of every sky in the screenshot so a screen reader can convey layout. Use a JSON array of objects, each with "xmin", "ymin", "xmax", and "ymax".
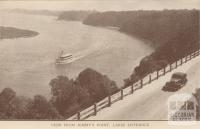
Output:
[{"xmin": 0, "ymin": 0, "xmax": 200, "ymax": 11}]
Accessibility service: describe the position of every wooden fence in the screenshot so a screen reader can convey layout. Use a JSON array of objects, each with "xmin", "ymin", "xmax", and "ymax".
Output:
[{"xmin": 67, "ymin": 49, "xmax": 200, "ymax": 120}]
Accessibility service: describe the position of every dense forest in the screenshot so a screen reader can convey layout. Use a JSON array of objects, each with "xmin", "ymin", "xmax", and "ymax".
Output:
[
  {"xmin": 57, "ymin": 11, "xmax": 95, "ymax": 21},
  {"xmin": 9, "ymin": 9, "xmax": 94, "ymax": 21},
  {"xmin": 83, "ymin": 10, "xmax": 199, "ymax": 85},
  {"xmin": 0, "ymin": 26, "xmax": 39, "ymax": 39},
  {"xmin": 0, "ymin": 68, "xmax": 118, "ymax": 119}
]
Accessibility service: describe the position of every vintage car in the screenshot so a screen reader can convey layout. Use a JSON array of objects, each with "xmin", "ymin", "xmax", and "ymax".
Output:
[{"xmin": 162, "ymin": 72, "xmax": 187, "ymax": 92}]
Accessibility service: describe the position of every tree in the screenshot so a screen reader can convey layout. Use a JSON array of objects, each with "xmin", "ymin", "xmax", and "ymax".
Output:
[
  {"xmin": 49, "ymin": 68, "xmax": 118, "ymax": 118},
  {"xmin": 26, "ymin": 95, "xmax": 62, "ymax": 119},
  {"xmin": 0, "ymin": 88, "xmax": 16, "ymax": 118},
  {"xmin": 49, "ymin": 75, "xmax": 78, "ymax": 116},
  {"xmin": 0, "ymin": 88, "xmax": 31, "ymax": 119},
  {"xmin": 77, "ymin": 68, "xmax": 118, "ymax": 101}
]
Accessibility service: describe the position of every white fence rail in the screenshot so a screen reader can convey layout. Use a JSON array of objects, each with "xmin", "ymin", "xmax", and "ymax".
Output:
[{"xmin": 67, "ymin": 49, "xmax": 200, "ymax": 120}]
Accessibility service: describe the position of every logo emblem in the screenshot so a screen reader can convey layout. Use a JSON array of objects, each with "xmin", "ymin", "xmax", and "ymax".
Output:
[{"xmin": 167, "ymin": 93, "xmax": 197, "ymax": 125}]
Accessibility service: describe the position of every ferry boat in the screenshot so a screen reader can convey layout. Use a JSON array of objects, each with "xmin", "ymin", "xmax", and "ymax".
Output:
[{"xmin": 56, "ymin": 51, "xmax": 73, "ymax": 64}]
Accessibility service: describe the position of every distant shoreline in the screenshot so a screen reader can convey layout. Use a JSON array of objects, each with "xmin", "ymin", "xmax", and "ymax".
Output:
[
  {"xmin": 82, "ymin": 10, "xmax": 199, "ymax": 86},
  {"xmin": 0, "ymin": 26, "xmax": 39, "ymax": 39}
]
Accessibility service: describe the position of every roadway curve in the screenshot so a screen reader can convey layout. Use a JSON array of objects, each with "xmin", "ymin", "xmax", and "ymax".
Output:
[{"xmin": 88, "ymin": 55, "xmax": 200, "ymax": 120}]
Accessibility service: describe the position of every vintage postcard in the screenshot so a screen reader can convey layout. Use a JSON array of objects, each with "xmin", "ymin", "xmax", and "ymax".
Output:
[{"xmin": 0, "ymin": 0, "xmax": 200, "ymax": 129}]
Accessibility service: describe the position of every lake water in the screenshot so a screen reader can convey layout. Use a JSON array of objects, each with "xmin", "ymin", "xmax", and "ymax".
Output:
[{"xmin": 0, "ymin": 12, "xmax": 153, "ymax": 98}]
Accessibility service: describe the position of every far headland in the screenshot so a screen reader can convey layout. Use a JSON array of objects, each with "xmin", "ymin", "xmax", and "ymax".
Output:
[{"xmin": 0, "ymin": 26, "xmax": 39, "ymax": 39}]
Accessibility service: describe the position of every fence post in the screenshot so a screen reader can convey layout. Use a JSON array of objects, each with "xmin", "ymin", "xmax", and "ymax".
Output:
[
  {"xmin": 94, "ymin": 103, "xmax": 97, "ymax": 116},
  {"xmin": 190, "ymin": 52, "xmax": 192, "ymax": 60},
  {"xmin": 120, "ymin": 89, "xmax": 123, "ymax": 100},
  {"xmin": 170, "ymin": 63, "xmax": 172, "ymax": 71},
  {"xmin": 192, "ymin": 52, "xmax": 195, "ymax": 58},
  {"xmin": 149, "ymin": 74, "xmax": 152, "ymax": 83},
  {"xmin": 156, "ymin": 70, "xmax": 159, "ymax": 79},
  {"xmin": 77, "ymin": 112, "xmax": 80, "ymax": 120},
  {"xmin": 163, "ymin": 67, "xmax": 166, "ymax": 75},
  {"xmin": 185, "ymin": 56, "xmax": 187, "ymax": 63},
  {"xmin": 140, "ymin": 79, "xmax": 143, "ymax": 88},
  {"xmin": 108, "ymin": 95, "xmax": 111, "ymax": 107},
  {"xmin": 194, "ymin": 51, "xmax": 196, "ymax": 57},
  {"xmin": 180, "ymin": 58, "xmax": 183, "ymax": 65},
  {"xmin": 131, "ymin": 84, "xmax": 134, "ymax": 93}
]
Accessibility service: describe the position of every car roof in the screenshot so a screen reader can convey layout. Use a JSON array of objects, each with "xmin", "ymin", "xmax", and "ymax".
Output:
[{"xmin": 172, "ymin": 72, "xmax": 186, "ymax": 77}]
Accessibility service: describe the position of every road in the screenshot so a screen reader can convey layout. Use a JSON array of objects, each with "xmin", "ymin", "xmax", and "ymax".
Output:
[{"xmin": 88, "ymin": 55, "xmax": 200, "ymax": 120}]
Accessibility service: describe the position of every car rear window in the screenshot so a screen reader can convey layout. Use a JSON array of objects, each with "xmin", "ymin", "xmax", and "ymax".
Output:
[{"xmin": 172, "ymin": 74, "xmax": 185, "ymax": 79}]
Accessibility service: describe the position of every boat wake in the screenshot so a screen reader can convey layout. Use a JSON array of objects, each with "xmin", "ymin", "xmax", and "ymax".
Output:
[{"xmin": 55, "ymin": 46, "xmax": 103, "ymax": 65}]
